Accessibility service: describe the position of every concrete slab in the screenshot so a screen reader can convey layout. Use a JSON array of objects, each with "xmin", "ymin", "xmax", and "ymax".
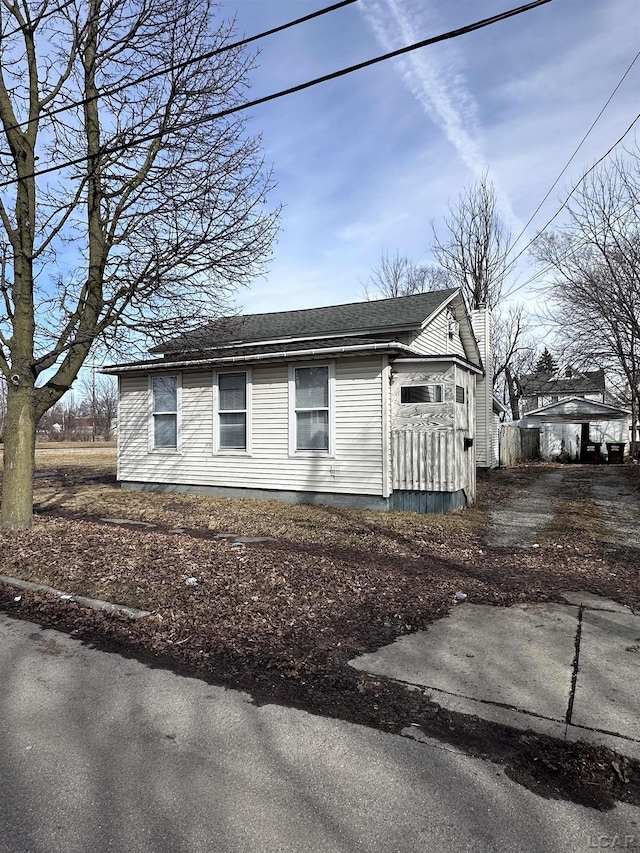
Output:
[
  {"xmin": 559, "ymin": 590, "xmax": 634, "ymax": 614},
  {"xmin": 403, "ymin": 686, "xmax": 570, "ymax": 741},
  {"xmin": 571, "ymin": 609, "xmax": 640, "ymax": 741},
  {"xmin": 232, "ymin": 536, "xmax": 276, "ymax": 544},
  {"xmin": 350, "ymin": 603, "xmax": 578, "ymax": 721},
  {"xmin": 564, "ymin": 722, "xmax": 640, "ymax": 760},
  {"xmin": 352, "ymin": 599, "xmax": 640, "ymax": 758}
]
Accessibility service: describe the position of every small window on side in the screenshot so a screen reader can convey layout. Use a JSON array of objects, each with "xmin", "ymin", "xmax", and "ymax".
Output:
[
  {"xmin": 456, "ymin": 385, "xmax": 465, "ymax": 403},
  {"xmin": 401, "ymin": 384, "xmax": 443, "ymax": 404}
]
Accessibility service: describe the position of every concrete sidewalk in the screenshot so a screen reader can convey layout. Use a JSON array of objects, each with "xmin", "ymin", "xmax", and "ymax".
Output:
[
  {"xmin": 350, "ymin": 592, "xmax": 640, "ymax": 759},
  {"xmin": 1, "ymin": 614, "xmax": 638, "ymax": 853}
]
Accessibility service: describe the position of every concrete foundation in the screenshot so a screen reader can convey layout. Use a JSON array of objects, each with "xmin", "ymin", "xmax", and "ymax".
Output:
[{"xmin": 120, "ymin": 481, "xmax": 467, "ymax": 514}]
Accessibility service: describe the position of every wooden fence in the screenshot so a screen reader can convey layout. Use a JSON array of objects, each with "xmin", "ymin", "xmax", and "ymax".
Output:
[{"xmin": 499, "ymin": 425, "xmax": 540, "ymax": 467}]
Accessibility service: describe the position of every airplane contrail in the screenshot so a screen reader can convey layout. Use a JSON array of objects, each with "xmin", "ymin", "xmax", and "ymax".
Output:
[{"xmin": 360, "ymin": 0, "xmax": 522, "ymax": 230}]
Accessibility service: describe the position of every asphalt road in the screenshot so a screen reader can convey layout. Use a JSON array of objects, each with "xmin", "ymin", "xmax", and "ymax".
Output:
[{"xmin": 1, "ymin": 614, "xmax": 638, "ymax": 853}]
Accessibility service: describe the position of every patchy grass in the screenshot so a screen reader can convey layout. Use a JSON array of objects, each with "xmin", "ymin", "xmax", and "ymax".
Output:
[{"xmin": 538, "ymin": 498, "xmax": 608, "ymax": 545}]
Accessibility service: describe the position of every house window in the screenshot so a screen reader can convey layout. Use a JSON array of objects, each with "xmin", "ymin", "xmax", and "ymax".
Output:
[
  {"xmin": 401, "ymin": 384, "xmax": 443, "ymax": 404},
  {"xmin": 151, "ymin": 375, "xmax": 179, "ymax": 449},
  {"xmin": 456, "ymin": 385, "xmax": 465, "ymax": 403},
  {"xmin": 216, "ymin": 371, "xmax": 249, "ymax": 451},
  {"xmin": 291, "ymin": 364, "xmax": 332, "ymax": 453}
]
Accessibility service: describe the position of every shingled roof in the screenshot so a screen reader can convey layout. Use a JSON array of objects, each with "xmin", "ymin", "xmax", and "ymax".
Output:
[
  {"xmin": 520, "ymin": 369, "xmax": 605, "ymax": 397},
  {"xmin": 152, "ymin": 289, "xmax": 458, "ymax": 354}
]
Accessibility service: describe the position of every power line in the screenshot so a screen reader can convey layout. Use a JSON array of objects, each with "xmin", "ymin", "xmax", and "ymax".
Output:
[
  {"xmin": 0, "ymin": 0, "xmax": 359, "ymax": 138},
  {"xmin": 503, "ymin": 196, "xmax": 640, "ymax": 300},
  {"xmin": 506, "ymin": 49, "xmax": 640, "ymax": 261},
  {"xmin": 502, "ymin": 110, "xmax": 640, "ymax": 298},
  {"xmin": 0, "ymin": 0, "xmax": 553, "ymax": 190}
]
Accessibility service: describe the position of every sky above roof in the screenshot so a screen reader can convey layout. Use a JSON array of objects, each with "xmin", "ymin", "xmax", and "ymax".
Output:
[{"xmin": 214, "ymin": 0, "xmax": 639, "ymax": 316}]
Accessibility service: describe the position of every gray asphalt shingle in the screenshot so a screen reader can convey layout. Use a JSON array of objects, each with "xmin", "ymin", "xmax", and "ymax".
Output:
[{"xmin": 153, "ymin": 290, "xmax": 457, "ymax": 354}]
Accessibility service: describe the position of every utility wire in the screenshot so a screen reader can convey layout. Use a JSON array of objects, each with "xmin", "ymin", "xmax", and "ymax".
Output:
[
  {"xmin": 505, "ymin": 49, "xmax": 640, "ymax": 261},
  {"xmin": 0, "ymin": 0, "xmax": 359, "ymax": 137},
  {"xmin": 0, "ymin": 0, "xmax": 553, "ymax": 189},
  {"xmin": 503, "ymin": 197, "xmax": 639, "ymax": 299},
  {"xmin": 501, "ymin": 110, "xmax": 640, "ymax": 298}
]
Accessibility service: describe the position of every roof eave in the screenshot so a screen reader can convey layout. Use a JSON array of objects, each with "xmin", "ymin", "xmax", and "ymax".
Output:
[
  {"xmin": 102, "ymin": 341, "xmax": 415, "ymax": 374},
  {"xmin": 390, "ymin": 353, "xmax": 484, "ymax": 376}
]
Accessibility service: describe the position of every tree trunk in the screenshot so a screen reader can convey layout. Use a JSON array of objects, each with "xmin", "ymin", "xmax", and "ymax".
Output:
[
  {"xmin": 505, "ymin": 367, "xmax": 520, "ymax": 421},
  {"xmin": 1, "ymin": 385, "xmax": 36, "ymax": 529},
  {"xmin": 631, "ymin": 388, "xmax": 639, "ymax": 459}
]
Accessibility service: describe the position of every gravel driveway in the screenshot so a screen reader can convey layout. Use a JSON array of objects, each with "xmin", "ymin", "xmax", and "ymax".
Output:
[{"xmin": 486, "ymin": 465, "xmax": 640, "ymax": 550}]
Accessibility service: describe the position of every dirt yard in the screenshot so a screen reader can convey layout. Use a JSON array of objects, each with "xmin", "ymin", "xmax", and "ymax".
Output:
[{"xmin": 1, "ymin": 449, "xmax": 639, "ymax": 810}]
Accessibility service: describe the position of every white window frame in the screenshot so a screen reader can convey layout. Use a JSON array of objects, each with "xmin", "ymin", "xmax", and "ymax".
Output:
[
  {"xmin": 148, "ymin": 373, "xmax": 181, "ymax": 453},
  {"xmin": 288, "ymin": 362, "xmax": 335, "ymax": 457},
  {"xmin": 400, "ymin": 383, "xmax": 444, "ymax": 404},
  {"xmin": 213, "ymin": 368, "xmax": 252, "ymax": 455}
]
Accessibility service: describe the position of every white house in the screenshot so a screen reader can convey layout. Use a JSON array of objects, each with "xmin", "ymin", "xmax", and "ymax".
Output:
[
  {"xmin": 518, "ymin": 368, "xmax": 631, "ymax": 461},
  {"xmin": 105, "ymin": 290, "xmax": 495, "ymax": 513}
]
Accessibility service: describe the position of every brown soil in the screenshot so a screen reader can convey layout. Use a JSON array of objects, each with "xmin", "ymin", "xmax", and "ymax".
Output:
[{"xmin": 1, "ymin": 460, "xmax": 639, "ymax": 811}]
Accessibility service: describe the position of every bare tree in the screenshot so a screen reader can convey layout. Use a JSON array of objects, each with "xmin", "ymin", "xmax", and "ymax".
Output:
[
  {"xmin": 364, "ymin": 180, "xmax": 521, "ymax": 413},
  {"xmin": 492, "ymin": 303, "xmax": 536, "ymax": 420},
  {"xmin": 431, "ymin": 176, "xmax": 511, "ymax": 311},
  {"xmin": 80, "ymin": 372, "xmax": 117, "ymax": 439},
  {"xmin": 363, "ymin": 250, "xmax": 452, "ymax": 300},
  {"xmin": 533, "ymin": 147, "xmax": 640, "ymax": 456},
  {"xmin": 0, "ymin": 0, "xmax": 279, "ymax": 527},
  {"xmin": 37, "ymin": 391, "xmax": 80, "ymax": 440},
  {"xmin": 0, "ymin": 375, "xmax": 6, "ymax": 440}
]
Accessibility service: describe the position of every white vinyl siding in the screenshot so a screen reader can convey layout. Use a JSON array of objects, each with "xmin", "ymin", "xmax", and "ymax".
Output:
[
  {"xmin": 117, "ymin": 357, "xmax": 385, "ymax": 496},
  {"xmin": 411, "ymin": 309, "xmax": 466, "ymax": 357}
]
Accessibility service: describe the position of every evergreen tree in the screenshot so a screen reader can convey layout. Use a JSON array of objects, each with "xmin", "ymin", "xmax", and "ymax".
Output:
[{"xmin": 535, "ymin": 348, "xmax": 557, "ymax": 375}]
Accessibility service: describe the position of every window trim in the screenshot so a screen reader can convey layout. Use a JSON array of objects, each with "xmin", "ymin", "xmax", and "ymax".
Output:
[
  {"xmin": 288, "ymin": 362, "xmax": 335, "ymax": 457},
  {"xmin": 213, "ymin": 368, "xmax": 252, "ymax": 455},
  {"xmin": 400, "ymin": 383, "xmax": 444, "ymax": 404},
  {"xmin": 148, "ymin": 373, "xmax": 181, "ymax": 453}
]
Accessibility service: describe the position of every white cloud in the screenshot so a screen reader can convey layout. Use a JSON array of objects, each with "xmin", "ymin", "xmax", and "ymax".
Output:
[
  {"xmin": 359, "ymin": 0, "xmax": 523, "ymax": 232},
  {"xmin": 359, "ymin": 1, "xmax": 483, "ymax": 171}
]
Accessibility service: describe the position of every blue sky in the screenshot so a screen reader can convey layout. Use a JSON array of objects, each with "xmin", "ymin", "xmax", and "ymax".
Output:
[{"xmin": 213, "ymin": 0, "xmax": 640, "ymax": 315}]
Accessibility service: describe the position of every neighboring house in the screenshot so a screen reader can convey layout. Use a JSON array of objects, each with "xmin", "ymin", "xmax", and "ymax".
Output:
[
  {"xmin": 517, "ymin": 368, "xmax": 629, "ymax": 461},
  {"xmin": 104, "ymin": 289, "xmax": 496, "ymax": 513},
  {"xmin": 520, "ymin": 367, "xmax": 605, "ymax": 413}
]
